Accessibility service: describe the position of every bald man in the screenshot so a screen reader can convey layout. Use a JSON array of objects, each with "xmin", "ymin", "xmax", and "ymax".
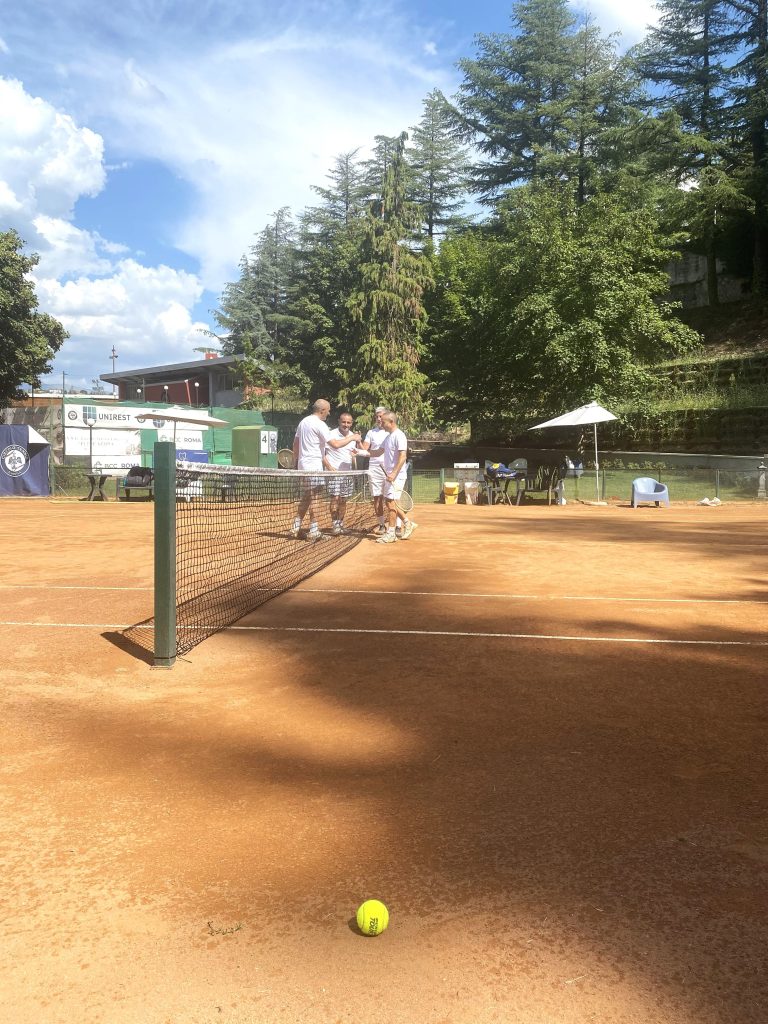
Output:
[{"xmin": 291, "ymin": 399, "xmax": 361, "ymax": 541}]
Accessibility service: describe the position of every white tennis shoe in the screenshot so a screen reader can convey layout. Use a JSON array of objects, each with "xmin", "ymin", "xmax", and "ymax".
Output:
[
  {"xmin": 376, "ymin": 531, "xmax": 398, "ymax": 544},
  {"xmin": 401, "ymin": 520, "xmax": 418, "ymax": 539}
]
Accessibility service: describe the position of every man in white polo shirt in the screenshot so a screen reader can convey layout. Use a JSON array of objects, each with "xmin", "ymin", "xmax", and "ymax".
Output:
[
  {"xmin": 291, "ymin": 399, "xmax": 360, "ymax": 540},
  {"xmin": 376, "ymin": 411, "xmax": 417, "ymax": 544},
  {"xmin": 362, "ymin": 405, "xmax": 389, "ymax": 535},
  {"xmin": 323, "ymin": 410, "xmax": 358, "ymax": 535}
]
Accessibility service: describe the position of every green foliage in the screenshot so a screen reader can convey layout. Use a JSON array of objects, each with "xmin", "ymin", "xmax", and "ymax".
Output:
[
  {"xmin": 428, "ymin": 182, "xmax": 699, "ymax": 429},
  {"xmin": 293, "ymin": 154, "xmax": 369, "ymax": 399},
  {"xmin": 342, "ymin": 133, "xmax": 435, "ymax": 427},
  {"xmin": 209, "ymin": 0, "xmax": 767, "ymax": 445},
  {"xmin": 636, "ymin": 1, "xmax": 752, "ymax": 303},
  {"xmin": 212, "ymin": 208, "xmax": 310, "ymax": 397},
  {"xmin": 454, "ymin": 0, "xmax": 643, "ymax": 200},
  {"xmin": 408, "ymin": 90, "xmax": 472, "ymax": 238},
  {"xmin": 0, "ymin": 230, "xmax": 67, "ymax": 403},
  {"xmin": 726, "ymin": 0, "xmax": 768, "ymax": 295}
]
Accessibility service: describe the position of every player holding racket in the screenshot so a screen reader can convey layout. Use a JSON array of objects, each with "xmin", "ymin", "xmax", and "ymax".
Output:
[
  {"xmin": 375, "ymin": 411, "xmax": 417, "ymax": 544},
  {"xmin": 361, "ymin": 406, "xmax": 389, "ymax": 534}
]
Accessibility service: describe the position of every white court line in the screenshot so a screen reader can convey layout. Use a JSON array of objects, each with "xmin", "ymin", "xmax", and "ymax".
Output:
[
  {"xmin": 1, "ymin": 584, "xmax": 152, "ymax": 591},
  {"xmin": 1, "ymin": 584, "xmax": 764, "ymax": 607},
  {"xmin": 296, "ymin": 588, "xmax": 767, "ymax": 606},
  {"xmin": 0, "ymin": 620, "xmax": 765, "ymax": 647}
]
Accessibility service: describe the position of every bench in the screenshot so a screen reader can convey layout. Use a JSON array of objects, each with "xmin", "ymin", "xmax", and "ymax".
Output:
[{"xmin": 120, "ymin": 467, "xmax": 154, "ymax": 501}]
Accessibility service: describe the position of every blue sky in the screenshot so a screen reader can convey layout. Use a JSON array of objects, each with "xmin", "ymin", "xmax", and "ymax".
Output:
[{"xmin": 0, "ymin": 0, "xmax": 659, "ymax": 391}]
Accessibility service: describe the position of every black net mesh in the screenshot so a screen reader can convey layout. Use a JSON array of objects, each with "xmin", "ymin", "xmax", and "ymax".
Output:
[{"xmin": 129, "ymin": 461, "xmax": 376, "ymax": 658}]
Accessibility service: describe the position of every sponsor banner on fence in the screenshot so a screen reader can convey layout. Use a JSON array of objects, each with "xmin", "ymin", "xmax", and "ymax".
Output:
[
  {"xmin": 64, "ymin": 429, "xmax": 143, "ymax": 468},
  {"xmin": 65, "ymin": 403, "xmax": 207, "ymax": 467},
  {"xmin": 64, "ymin": 402, "xmax": 213, "ymax": 432}
]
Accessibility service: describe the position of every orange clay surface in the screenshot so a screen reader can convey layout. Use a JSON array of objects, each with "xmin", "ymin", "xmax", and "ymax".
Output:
[{"xmin": 1, "ymin": 498, "xmax": 767, "ymax": 1024}]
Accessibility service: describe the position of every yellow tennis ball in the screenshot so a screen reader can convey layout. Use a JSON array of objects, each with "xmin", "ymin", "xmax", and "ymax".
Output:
[{"xmin": 356, "ymin": 899, "xmax": 389, "ymax": 936}]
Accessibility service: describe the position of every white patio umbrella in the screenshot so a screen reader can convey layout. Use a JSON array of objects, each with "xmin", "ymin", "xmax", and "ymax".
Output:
[
  {"xmin": 528, "ymin": 401, "xmax": 617, "ymax": 503},
  {"xmin": 136, "ymin": 407, "xmax": 229, "ymax": 439}
]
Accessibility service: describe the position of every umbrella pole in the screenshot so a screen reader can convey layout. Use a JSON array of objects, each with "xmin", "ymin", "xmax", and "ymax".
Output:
[{"xmin": 594, "ymin": 423, "xmax": 600, "ymax": 502}]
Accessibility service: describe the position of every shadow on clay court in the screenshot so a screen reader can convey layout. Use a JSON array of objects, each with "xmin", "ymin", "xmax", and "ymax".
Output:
[
  {"xmin": 11, "ymin": 502, "xmax": 766, "ymax": 1023},
  {"xmin": 44, "ymin": 591, "xmax": 768, "ymax": 1024}
]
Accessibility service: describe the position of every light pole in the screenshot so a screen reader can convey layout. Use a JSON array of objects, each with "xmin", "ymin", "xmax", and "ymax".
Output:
[
  {"xmin": 194, "ymin": 381, "xmax": 200, "ymax": 407},
  {"xmin": 136, "ymin": 387, "xmax": 142, "ymax": 403},
  {"xmin": 110, "ymin": 346, "xmax": 118, "ymax": 394},
  {"xmin": 86, "ymin": 416, "xmax": 96, "ymax": 474},
  {"xmin": 163, "ymin": 385, "xmax": 169, "ymax": 403}
]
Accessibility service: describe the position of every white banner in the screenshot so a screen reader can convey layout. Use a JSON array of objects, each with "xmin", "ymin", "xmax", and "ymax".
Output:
[
  {"xmin": 65, "ymin": 403, "xmax": 208, "ymax": 466},
  {"xmin": 64, "ymin": 402, "xmax": 212, "ymax": 431},
  {"xmin": 65, "ymin": 429, "xmax": 142, "ymax": 469},
  {"xmin": 156, "ymin": 426, "xmax": 204, "ymax": 448}
]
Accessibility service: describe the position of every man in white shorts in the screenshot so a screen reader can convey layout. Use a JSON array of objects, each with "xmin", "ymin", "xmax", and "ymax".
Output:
[
  {"xmin": 362, "ymin": 406, "xmax": 389, "ymax": 535},
  {"xmin": 376, "ymin": 411, "xmax": 417, "ymax": 544},
  {"xmin": 291, "ymin": 399, "xmax": 361, "ymax": 540},
  {"xmin": 323, "ymin": 410, "xmax": 358, "ymax": 535}
]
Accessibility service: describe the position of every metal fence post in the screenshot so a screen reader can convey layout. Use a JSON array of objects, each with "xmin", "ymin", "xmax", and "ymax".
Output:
[
  {"xmin": 715, "ymin": 468, "xmax": 720, "ymax": 499},
  {"xmin": 758, "ymin": 457, "xmax": 767, "ymax": 501},
  {"xmin": 153, "ymin": 442, "xmax": 176, "ymax": 668}
]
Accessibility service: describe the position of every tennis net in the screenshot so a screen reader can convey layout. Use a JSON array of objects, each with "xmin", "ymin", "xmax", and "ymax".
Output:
[{"xmin": 127, "ymin": 453, "xmax": 376, "ymax": 663}]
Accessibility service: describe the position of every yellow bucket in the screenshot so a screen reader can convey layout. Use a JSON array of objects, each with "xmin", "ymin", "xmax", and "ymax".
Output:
[{"xmin": 443, "ymin": 481, "xmax": 459, "ymax": 505}]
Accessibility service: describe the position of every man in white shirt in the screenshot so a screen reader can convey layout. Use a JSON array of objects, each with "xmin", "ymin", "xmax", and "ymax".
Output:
[
  {"xmin": 291, "ymin": 399, "xmax": 361, "ymax": 540},
  {"xmin": 361, "ymin": 406, "xmax": 389, "ymax": 535},
  {"xmin": 376, "ymin": 411, "xmax": 417, "ymax": 544},
  {"xmin": 323, "ymin": 410, "xmax": 357, "ymax": 535}
]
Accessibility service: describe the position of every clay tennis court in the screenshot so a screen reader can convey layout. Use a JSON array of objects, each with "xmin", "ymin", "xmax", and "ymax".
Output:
[{"xmin": 2, "ymin": 499, "xmax": 767, "ymax": 1024}]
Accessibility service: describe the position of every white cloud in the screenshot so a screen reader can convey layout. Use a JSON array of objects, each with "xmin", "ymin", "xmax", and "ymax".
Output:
[
  {"xmin": 32, "ymin": 215, "xmax": 113, "ymax": 277},
  {"xmin": 423, "ymin": 41, "xmax": 437, "ymax": 56},
  {"xmin": 569, "ymin": 1, "xmax": 660, "ymax": 40},
  {"xmin": 61, "ymin": 32, "xmax": 455, "ymax": 290},
  {"xmin": 35, "ymin": 261, "xmax": 209, "ymax": 370},
  {"xmin": 0, "ymin": 77, "xmax": 210, "ymax": 388},
  {"xmin": 0, "ymin": 78, "xmax": 105, "ymax": 230},
  {"xmin": 0, "ymin": 36, "xmax": 9, "ymax": 55}
]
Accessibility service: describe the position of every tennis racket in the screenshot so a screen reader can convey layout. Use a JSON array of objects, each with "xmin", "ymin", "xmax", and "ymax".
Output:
[
  {"xmin": 277, "ymin": 448, "xmax": 295, "ymax": 469},
  {"xmin": 396, "ymin": 489, "xmax": 414, "ymax": 513}
]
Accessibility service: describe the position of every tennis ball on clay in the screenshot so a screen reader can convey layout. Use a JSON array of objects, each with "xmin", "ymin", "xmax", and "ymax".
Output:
[{"xmin": 356, "ymin": 899, "xmax": 389, "ymax": 936}]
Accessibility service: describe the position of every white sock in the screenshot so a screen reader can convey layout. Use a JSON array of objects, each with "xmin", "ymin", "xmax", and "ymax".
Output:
[
  {"xmin": 310, "ymin": 521, "xmax": 318, "ymax": 531},
  {"xmin": 292, "ymin": 517, "xmax": 301, "ymax": 530}
]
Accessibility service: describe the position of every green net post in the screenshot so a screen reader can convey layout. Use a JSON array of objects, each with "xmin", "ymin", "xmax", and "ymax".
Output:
[{"xmin": 153, "ymin": 442, "xmax": 177, "ymax": 668}]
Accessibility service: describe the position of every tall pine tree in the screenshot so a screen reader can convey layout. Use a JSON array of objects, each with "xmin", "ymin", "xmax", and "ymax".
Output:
[
  {"xmin": 727, "ymin": 0, "xmax": 768, "ymax": 295},
  {"xmin": 212, "ymin": 208, "xmax": 309, "ymax": 401},
  {"xmin": 640, "ymin": 0, "xmax": 744, "ymax": 304},
  {"xmin": 454, "ymin": 0, "xmax": 643, "ymax": 202},
  {"xmin": 455, "ymin": 0, "xmax": 578, "ymax": 198},
  {"xmin": 408, "ymin": 90, "xmax": 471, "ymax": 239},
  {"xmin": 342, "ymin": 133, "xmax": 434, "ymax": 426},
  {"xmin": 292, "ymin": 153, "xmax": 368, "ymax": 399}
]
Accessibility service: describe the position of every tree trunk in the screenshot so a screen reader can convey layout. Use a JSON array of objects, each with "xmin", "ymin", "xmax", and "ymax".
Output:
[{"xmin": 706, "ymin": 237, "xmax": 720, "ymax": 307}]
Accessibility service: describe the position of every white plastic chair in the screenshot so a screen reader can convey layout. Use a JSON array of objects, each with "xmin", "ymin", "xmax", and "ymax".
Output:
[{"xmin": 631, "ymin": 477, "xmax": 670, "ymax": 507}]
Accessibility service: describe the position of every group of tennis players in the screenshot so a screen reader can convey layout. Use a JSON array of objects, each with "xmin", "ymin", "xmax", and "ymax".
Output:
[{"xmin": 290, "ymin": 400, "xmax": 417, "ymax": 544}]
